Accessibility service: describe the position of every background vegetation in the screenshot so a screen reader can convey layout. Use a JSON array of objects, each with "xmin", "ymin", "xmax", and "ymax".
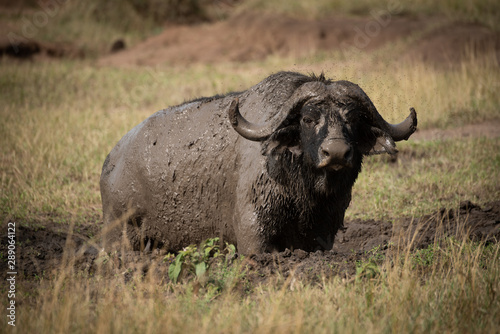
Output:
[
  {"xmin": 2, "ymin": 0, "xmax": 499, "ymax": 57},
  {"xmin": 240, "ymin": 0, "xmax": 500, "ymax": 30}
]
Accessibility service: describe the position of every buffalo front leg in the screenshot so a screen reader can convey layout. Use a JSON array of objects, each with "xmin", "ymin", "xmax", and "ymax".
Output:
[{"xmin": 234, "ymin": 202, "xmax": 266, "ymax": 255}]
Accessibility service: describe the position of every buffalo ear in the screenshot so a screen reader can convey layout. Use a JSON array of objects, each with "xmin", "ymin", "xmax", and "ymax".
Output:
[
  {"xmin": 359, "ymin": 126, "xmax": 398, "ymax": 155},
  {"xmin": 261, "ymin": 125, "xmax": 301, "ymax": 156}
]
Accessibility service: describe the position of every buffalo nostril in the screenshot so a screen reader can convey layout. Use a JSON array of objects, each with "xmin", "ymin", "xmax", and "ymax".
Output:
[
  {"xmin": 322, "ymin": 149, "xmax": 330, "ymax": 158},
  {"xmin": 344, "ymin": 146, "xmax": 352, "ymax": 160}
]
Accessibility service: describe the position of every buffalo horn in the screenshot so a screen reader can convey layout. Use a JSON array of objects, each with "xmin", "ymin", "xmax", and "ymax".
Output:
[
  {"xmin": 336, "ymin": 81, "xmax": 418, "ymax": 142},
  {"xmin": 227, "ymin": 98, "xmax": 285, "ymax": 141},
  {"xmin": 372, "ymin": 107, "xmax": 418, "ymax": 141},
  {"xmin": 228, "ymin": 83, "xmax": 323, "ymax": 141}
]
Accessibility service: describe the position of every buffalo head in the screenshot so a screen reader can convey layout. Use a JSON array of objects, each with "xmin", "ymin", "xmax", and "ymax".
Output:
[{"xmin": 228, "ymin": 76, "xmax": 417, "ymax": 174}]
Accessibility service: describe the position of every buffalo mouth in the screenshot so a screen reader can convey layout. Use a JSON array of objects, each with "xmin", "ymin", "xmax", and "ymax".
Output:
[{"xmin": 318, "ymin": 161, "xmax": 353, "ymax": 171}]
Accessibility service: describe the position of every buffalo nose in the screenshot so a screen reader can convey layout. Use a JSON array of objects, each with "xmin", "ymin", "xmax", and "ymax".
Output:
[{"xmin": 319, "ymin": 140, "xmax": 352, "ymax": 168}]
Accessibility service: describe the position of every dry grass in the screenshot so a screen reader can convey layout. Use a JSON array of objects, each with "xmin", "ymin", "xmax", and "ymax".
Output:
[
  {"xmin": 1, "ymin": 3, "xmax": 500, "ymax": 331},
  {"xmin": 3, "ymin": 225, "xmax": 499, "ymax": 333},
  {"xmin": 1, "ymin": 56, "xmax": 499, "ymax": 334}
]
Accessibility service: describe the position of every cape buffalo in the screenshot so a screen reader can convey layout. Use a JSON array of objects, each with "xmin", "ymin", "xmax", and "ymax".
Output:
[{"xmin": 100, "ymin": 71, "xmax": 417, "ymax": 254}]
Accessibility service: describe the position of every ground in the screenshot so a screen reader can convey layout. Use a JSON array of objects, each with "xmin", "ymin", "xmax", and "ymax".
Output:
[{"xmin": 1, "ymin": 9, "xmax": 499, "ymax": 286}]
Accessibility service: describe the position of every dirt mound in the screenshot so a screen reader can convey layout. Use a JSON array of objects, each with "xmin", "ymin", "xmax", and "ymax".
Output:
[
  {"xmin": 2, "ymin": 201, "xmax": 498, "ymax": 283},
  {"xmin": 98, "ymin": 12, "xmax": 500, "ymax": 67},
  {"xmin": 403, "ymin": 22, "xmax": 500, "ymax": 64}
]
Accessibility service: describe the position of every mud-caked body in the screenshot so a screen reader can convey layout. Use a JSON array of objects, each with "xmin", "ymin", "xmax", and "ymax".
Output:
[{"xmin": 100, "ymin": 72, "xmax": 417, "ymax": 254}]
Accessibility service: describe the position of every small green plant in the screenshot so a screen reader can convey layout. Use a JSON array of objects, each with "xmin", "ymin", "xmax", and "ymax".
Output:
[
  {"xmin": 367, "ymin": 245, "xmax": 385, "ymax": 262},
  {"xmin": 355, "ymin": 259, "xmax": 381, "ymax": 281},
  {"xmin": 355, "ymin": 245, "xmax": 386, "ymax": 281},
  {"xmin": 165, "ymin": 237, "xmax": 236, "ymax": 283},
  {"xmin": 411, "ymin": 244, "xmax": 437, "ymax": 268}
]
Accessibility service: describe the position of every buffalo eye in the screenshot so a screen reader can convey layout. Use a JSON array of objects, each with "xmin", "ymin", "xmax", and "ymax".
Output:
[
  {"xmin": 300, "ymin": 104, "xmax": 321, "ymax": 127},
  {"xmin": 302, "ymin": 116, "xmax": 315, "ymax": 125}
]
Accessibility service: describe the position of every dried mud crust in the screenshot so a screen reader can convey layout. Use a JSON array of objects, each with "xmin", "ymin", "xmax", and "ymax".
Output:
[{"xmin": 1, "ymin": 201, "xmax": 498, "ymax": 283}]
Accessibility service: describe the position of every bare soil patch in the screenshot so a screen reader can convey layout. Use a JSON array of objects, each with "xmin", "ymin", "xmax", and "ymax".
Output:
[
  {"xmin": 248, "ymin": 200, "xmax": 499, "ymax": 281},
  {"xmin": 2, "ymin": 200, "xmax": 498, "ymax": 284},
  {"xmin": 411, "ymin": 120, "xmax": 500, "ymax": 141},
  {"xmin": 98, "ymin": 12, "xmax": 500, "ymax": 67}
]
